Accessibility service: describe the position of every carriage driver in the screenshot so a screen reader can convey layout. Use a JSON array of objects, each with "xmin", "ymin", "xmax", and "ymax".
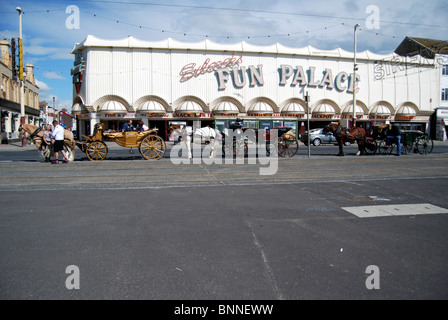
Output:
[{"xmin": 52, "ymin": 120, "xmax": 69, "ymax": 164}]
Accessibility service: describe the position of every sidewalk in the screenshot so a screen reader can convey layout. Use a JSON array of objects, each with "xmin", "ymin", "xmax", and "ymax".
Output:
[{"xmin": 0, "ymin": 142, "xmax": 37, "ymax": 151}]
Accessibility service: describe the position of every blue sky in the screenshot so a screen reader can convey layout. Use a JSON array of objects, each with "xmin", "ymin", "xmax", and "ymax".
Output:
[{"xmin": 1, "ymin": 0, "xmax": 447, "ymax": 112}]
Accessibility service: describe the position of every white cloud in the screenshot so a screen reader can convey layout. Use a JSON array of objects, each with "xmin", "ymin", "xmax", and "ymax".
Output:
[
  {"xmin": 35, "ymin": 79, "xmax": 52, "ymax": 92},
  {"xmin": 43, "ymin": 71, "xmax": 65, "ymax": 79}
]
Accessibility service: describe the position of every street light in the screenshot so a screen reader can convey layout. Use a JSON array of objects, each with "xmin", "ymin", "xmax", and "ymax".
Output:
[
  {"xmin": 353, "ymin": 24, "xmax": 360, "ymax": 128},
  {"xmin": 16, "ymin": 7, "xmax": 26, "ymax": 146},
  {"xmin": 305, "ymin": 92, "xmax": 310, "ymax": 158}
]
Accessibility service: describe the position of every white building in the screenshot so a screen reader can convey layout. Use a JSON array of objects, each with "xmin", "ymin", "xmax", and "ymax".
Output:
[
  {"xmin": 395, "ymin": 37, "xmax": 448, "ymax": 140},
  {"xmin": 71, "ymin": 35, "xmax": 440, "ymax": 140}
]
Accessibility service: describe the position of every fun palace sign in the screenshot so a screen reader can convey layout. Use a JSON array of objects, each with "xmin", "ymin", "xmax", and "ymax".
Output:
[{"xmin": 179, "ymin": 53, "xmax": 360, "ymax": 93}]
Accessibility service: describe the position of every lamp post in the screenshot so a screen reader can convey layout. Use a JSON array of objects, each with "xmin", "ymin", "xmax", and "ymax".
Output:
[
  {"xmin": 353, "ymin": 24, "xmax": 360, "ymax": 128},
  {"xmin": 16, "ymin": 7, "xmax": 26, "ymax": 146},
  {"xmin": 305, "ymin": 92, "xmax": 310, "ymax": 158}
]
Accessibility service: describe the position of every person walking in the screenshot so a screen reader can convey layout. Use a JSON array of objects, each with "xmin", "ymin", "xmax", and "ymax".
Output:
[
  {"xmin": 52, "ymin": 120, "xmax": 69, "ymax": 164},
  {"xmin": 387, "ymin": 123, "xmax": 402, "ymax": 156}
]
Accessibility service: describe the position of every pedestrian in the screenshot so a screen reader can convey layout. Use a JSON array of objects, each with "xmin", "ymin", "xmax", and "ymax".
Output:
[
  {"xmin": 42, "ymin": 124, "xmax": 53, "ymax": 162},
  {"xmin": 52, "ymin": 120, "xmax": 69, "ymax": 164},
  {"xmin": 387, "ymin": 123, "xmax": 402, "ymax": 156}
]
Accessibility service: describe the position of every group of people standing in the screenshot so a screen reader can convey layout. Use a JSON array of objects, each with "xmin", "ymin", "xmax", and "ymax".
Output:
[{"xmin": 42, "ymin": 120, "xmax": 69, "ymax": 164}]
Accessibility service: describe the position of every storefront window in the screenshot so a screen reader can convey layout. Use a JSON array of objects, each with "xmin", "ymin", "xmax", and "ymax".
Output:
[
  {"xmin": 397, "ymin": 123, "xmax": 425, "ymax": 131},
  {"xmin": 273, "ymin": 120, "xmax": 283, "ymax": 127},
  {"xmin": 243, "ymin": 120, "xmax": 256, "ymax": 128},
  {"xmin": 1, "ymin": 112, "xmax": 6, "ymax": 132},
  {"xmin": 259, "ymin": 120, "xmax": 273, "ymax": 130},
  {"xmin": 215, "ymin": 120, "xmax": 229, "ymax": 133},
  {"xmin": 284, "ymin": 121, "xmax": 297, "ymax": 131}
]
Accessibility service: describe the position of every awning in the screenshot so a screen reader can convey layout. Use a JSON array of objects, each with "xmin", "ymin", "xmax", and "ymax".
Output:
[
  {"xmin": 370, "ymin": 105, "xmax": 391, "ymax": 116},
  {"xmin": 212, "ymin": 101, "xmax": 240, "ymax": 114},
  {"xmin": 71, "ymin": 103, "xmax": 84, "ymax": 114},
  {"xmin": 312, "ymin": 104, "xmax": 335, "ymax": 116},
  {"xmin": 281, "ymin": 102, "xmax": 305, "ymax": 115},
  {"xmin": 98, "ymin": 100, "xmax": 127, "ymax": 113},
  {"xmin": 396, "ymin": 106, "xmax": 417, "ymax": 117},
  {"xmin": 175, "ymin": 101, "xmax": 203, "ymax": 114},
  {"xmin": 247, "ymin": 102, "xmax": 274, "ymax": 115},
  {"xmin": 137, "ymin": 101, "xmax": 166, "ymax": 114},
  {"xmin": 342, "ymin": 104, "xmax": 365, "ymax": 116}
]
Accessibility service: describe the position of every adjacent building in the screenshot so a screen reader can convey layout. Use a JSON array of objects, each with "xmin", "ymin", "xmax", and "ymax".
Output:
[
  {"xmin": 70, "ymin": 35, "xmax": 440, "ymax": 140},
  {"xmin": 0, "ymin": 39, "xmax": 40, "ymax": 144},
  {"xmin": 395, "ymin": 37, "xmax": 448, "ymax": 141}
]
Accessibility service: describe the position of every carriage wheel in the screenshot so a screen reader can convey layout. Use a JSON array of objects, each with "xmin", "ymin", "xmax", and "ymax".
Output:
[
  {"xmin": 223, "ymin": 139, "xmax": 247, "ymax": 158},
  {"xmin": 400, "ymin": 142, "xmax": 408, "ymax": 155},
  {"xmin": 277, "ymin": 136, "xmax": 298, "ymax": 158},
  {"xmin": 364, "ymin": 139, "xmax": 377, "ymax": 155},
  {"xmin": 86, "ymin": 141, "xmax": 108, "ymax": 161},
  {"xmin": 378, "ymin": 140, "xmax": 393, "ymax": 155},
  {"xmin": 402, "ymin": 143, "xmax": 413, "ymax": 155},
  {"xmin": 139, "ymin": 135, "xmax": 166, "ymax": 160},
  {"xmin": 416, "ymin": 135, "xmax": 433, "ymax": 155}
]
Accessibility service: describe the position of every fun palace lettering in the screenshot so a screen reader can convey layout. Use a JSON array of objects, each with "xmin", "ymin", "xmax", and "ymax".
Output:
[{"xmin": 179, "ymin": 56, "xmax": 359, "ymax": 93}]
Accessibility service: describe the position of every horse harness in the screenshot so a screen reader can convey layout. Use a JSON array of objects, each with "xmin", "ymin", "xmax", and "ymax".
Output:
[
  {"xmin": 30, "ymin": 128, "xmax": 42, "ymax": 139},
  {"xmin": 333, "ymin": 124, "xmax": 362, "ymax": 140}
]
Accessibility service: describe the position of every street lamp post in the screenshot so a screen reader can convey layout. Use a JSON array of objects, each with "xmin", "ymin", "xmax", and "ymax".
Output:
[
  {"xmin": 353, "ymin": 24, "xmax": 360, "ymax": 129},
  {"xmin": 16, "ymin": 7, "xmax": 26, "ymax": 146},
  {"xmin": 305, "ymin": 92, "xmax": 310, "ymax": 158}
]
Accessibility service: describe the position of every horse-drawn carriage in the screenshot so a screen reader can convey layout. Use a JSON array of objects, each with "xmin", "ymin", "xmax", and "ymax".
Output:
[
  {"xmin": 372, "ymin": 124, "xmax": 433, "ymax": 155},
  {"xmin": 76, "ymin": 123, "xmax": 166, "ymax": 161},
  {"xmin": 323, "ymin": 122, "xmax": 434, "ymax": 156},
  {"xmin": 221, "ymin": 120, "xmax": 299, "ymax": 158},
  {"xmin": 323, "ymin": 122, "xmax": 376, "ymax": 156}
]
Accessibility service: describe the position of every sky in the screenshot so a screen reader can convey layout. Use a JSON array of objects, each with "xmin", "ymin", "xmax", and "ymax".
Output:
[{"xmin": 1, "ymin": 0, "xmax": 447, "ymax": 112}]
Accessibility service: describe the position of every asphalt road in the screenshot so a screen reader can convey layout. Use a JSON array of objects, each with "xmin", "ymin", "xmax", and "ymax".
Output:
[{"xmin": 0, "ymin": 141, "xmax": 448, "ymax": 301}]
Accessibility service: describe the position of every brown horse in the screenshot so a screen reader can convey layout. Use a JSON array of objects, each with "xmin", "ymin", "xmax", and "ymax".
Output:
[
  {"xmin": 323, "ymin": 122, "xmax": 366, "ymax": 156},
  {"xmin": 19, "ymin": 124, "xmax": 76, "ymax": 161}
]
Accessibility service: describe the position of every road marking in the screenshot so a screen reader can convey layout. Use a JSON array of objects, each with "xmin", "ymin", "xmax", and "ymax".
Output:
[{"xmin": 341, "ymin": 203, "xmax": 448, "ymax": 218}]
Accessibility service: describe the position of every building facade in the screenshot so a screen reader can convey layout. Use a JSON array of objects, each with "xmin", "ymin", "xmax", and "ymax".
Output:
[
  {"xmin": 71, "ymin": 35, "xmax": 439, "ymax": 140},
  {"xmin": 395, "ymin": 37, "xmax": 448, "ymax": 140},
  {"xmin": 0, "ymin": 39, "xmax": 40, "ymax": 144}
]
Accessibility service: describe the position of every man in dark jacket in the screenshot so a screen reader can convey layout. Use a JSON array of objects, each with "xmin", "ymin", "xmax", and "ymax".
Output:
[{"xmin": 387, "ymin": 123, "xmax": 402, "ymax": 156}]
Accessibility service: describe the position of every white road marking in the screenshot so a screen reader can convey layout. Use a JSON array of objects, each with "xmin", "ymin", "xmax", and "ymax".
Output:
[{"xmin": 341, "ymin": 203, "xmax": 448, "ymax": 218}]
